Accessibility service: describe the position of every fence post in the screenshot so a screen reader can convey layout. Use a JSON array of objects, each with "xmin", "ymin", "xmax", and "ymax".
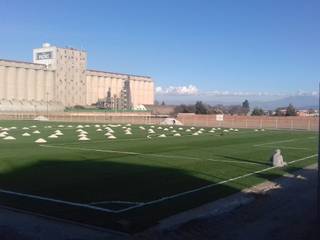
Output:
[
  {"xmin": 245, "ymin": 119, "xmax": 248, "ymax": 129},
  {"xmin": 291, "ymin": 119, "xmax": 293, "ymax": 130},
  {"xmin": 260, "ymin": 119, "xmax": 263, "ymax": 129},
  {"xmin": 275, "ymin": 119, "xmax": 278, "ymax": 129}
]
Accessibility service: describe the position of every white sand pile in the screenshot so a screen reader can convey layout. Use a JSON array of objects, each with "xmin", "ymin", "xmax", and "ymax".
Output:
[
  {"xmin": 79, "ymin": 130, "xmax": 88, "ymax": 134},
  {"xmin": 34, "ymin": 116, "xmax": 49, "ymax": 121},
  {"xmin": 3, "ymin": 136, "xmax": 16, "ymax": 140},
  {"xmin": 261, "ymin": 129, "xmax": 265, "ymax": 131},
  {"xmin": 186, "ymin": 129, "xmax": 191, "ymax": 132},
  {"xmin": 108, "ymin": 124, "xmax": 121, "ymax": 128},
  {"xmin": 76, "ymin": 129, "xmax": 83, "ymax": 132},
  {"xmin": 104, "ymin": 132, "xmax": 112, "ymax": 136},
  {"xmin": 22, "ymin": 133, "xmax": 31, "ymax": 137},
  {"xmin": 234, "ymin": 129, "xmax": 239, "ymax": 132},
  {"xmin": 76, "ymin": 125, "xmax": 84, "ymax": 128},
  {"xmin": 150, "ymin": 125, "xmax": 155, "ymax": 128},
  {"xmin": 139, "ymin": 126, "xmax": 145, "ymax": 130},
  {"xmin": 47, "ymin": 126, "xmax": 52, "ymax": 128},
  {"xmin": 254, "ymin": 129, "xmax": 259, "ymax": 132},
  {"xmin": 190, "ymin": 127, "xmax": 195, "ymax": 130},
  {"xmin": 94, "ymin": 124, "xmax": 100, "ymax": 128},
  {"xmin": 158, "ymin": 134, "xmax": 166, "ymax": 138},
  {"xmin": 78, "ymin": 133, "xmax": 87, "ymax": 137},
  {"xmin": 84, "ymin": 125, "xmax": 90, "ymax": 128},
  {"xmin": 48, "ymin": 134, "xmax": 58, "ymax": 139},
  {"xmin": 199, "ymin": 128, "xmax": 204, "ymax": 131},
  {"xmin": 193, "ymin": 132, "xmax": 199, "ymax": 136},
  {"xmin": 58, "ymin": 125, "xmax": 64, "ymax": 128},
  {"xmin": 125, "ymin": 131, "xmax": 132, "ymax": 135},
  {"xmin": 1, "ymin": 128, "xmax": 9, "ymax": 131},
  {"xmin": 67, "ymin": 125, "xmax": 73, "ymax": 128},
  {"xmin": 163, "ymin": 128, "xmax": 169, "ymax": 131},
  {"xmin": 148, "ymin": 129, "xmax": 155, "ymax": 134},
  {"xmin": 147, "ymin": 135, "xmax": 152, "ymax": 139},
  {"xmin": 169, "ymin": 126, "xmax": 174, "ymax": 129},
  {"xmin": 30, "ymin": 125, "xmax": 37, "ymax": 128},
  {"xmin": 217, "ymin": 128, "xmax": 221, "ymax": 130},
  {"xmin": 223, "ymin": 129, "xmax": 229, "ymax": 132},
  {"xmin": 173, "ymin": 133, "xmax": 181, "ymax": 137},
  {"xmin": 10, "ymin": 127, "xmax": 17, "ymax": 130},
  {"xmin": 126, "ymin": 124, "xmax": 131, "ymax": 126},
  {"xmin": 79, "ymin": 136, "xmax": 90, "ymax": 141},
  {"xmin": 35, "ymin": 138, "xmax": 46, "ymax": 143},
  {"xmin": 211, "ymin": 128, "xmax": 216, "ymax": 131},
  {"xmin": 229, "ymin": 128, "xmax": 234, "ymax": 131},
  {"xmin": 33, "ymin": 130, "xmax": 41, "ymax": 134},
  {"xmin": 178, "ymin": 127, "xmax": 184, "ymax": 130},
  {"xmin": 108, "ymin": 135, "xmax": 117, "ymax": 139},
  {"xmin": 55, "ymin": 132, "xmax": 64, "ymax": 136},
  {"xmin": 0, "ymin": 131, "xmax": 8, "ymax": 137},
  {"xmin": 171, "ymin": 130, "xmax": 177, "ymax": 133},
  {"xmin": 209, "ymin": 130, "xmax": 215, "ymax": 133},
  {"xmin": 22, "ymin": 127, "xmax": 30, "ymax": 130},
  {"xmin": 96, "ymin": 128, "xmax": 102, "ymax": 132},
  {"xmin": 157, "ymin": 127, "xmax": 163, "ymax": 130}
]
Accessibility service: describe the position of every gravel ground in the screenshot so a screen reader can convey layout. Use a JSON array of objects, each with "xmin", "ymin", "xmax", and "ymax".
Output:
[{"xmin": 0, "ymin": 164, "xmax": 318, "ymax": 240}]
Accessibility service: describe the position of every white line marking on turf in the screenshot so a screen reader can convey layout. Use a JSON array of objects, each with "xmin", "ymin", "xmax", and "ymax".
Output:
[
  {"xmin": 253, "ymin": 139, "xmax": 296, "ymax": 147},
  {"xmin": 39, "ymin": 144, "xmax": 266, "ymax": 166},
  {"xmin": 114, "ymin": 153, "xmax": 318, "ymax": 213},
  {"xmin": 90, "ymin": 200, "xmax": 143, "ymax": 205},
  {"xmin": 0, "ymin": 154, "xmax": 316, "ymax": 214},
  {"xmin": 254, "ymin": 145, "xmax": 311, "ymax": 151},
  {"xmin": 0, "ymin": 189, "xmax": 118, "ymax": 213}
]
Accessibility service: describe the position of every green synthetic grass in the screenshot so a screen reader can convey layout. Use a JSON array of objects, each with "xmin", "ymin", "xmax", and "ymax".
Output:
[{"xmin": 0, "ymin": 120, "xmax": 317, "ymax": 232}]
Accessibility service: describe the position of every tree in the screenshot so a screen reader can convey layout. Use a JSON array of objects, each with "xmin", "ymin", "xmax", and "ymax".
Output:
[
  {"xmin": 251, "ymin": 108, "xmax": 265, "ymax": 116},
  {"xmin": 286, "ymin": 104, "xmax": 297, "ymax": 116},
  {"xmin": 161, "ymin": 101, "xmax": 166, "ymax": 106},
  {"xmin": 242, "ymin": 99, "xmax": 250, "ymax": 115},
  {"xmin": 242, "ymin": 99, "xmax": 250, "ymax": 109},
  {"xmin": 195, "ymin": 101, "xmax": 208, "ymax": 114},
  {"xmin": 275, "ymin": 108, "xmax": 285, "ymax": 116}
]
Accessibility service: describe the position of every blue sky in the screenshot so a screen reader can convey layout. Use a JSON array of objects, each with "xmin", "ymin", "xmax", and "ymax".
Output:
[{"xmin": 0, "ymin": 0, "xmax": 319, "ymax": 102}]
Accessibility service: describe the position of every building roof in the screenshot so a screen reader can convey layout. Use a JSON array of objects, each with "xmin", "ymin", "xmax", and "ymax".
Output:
[
  {"xmin": 0, "ymin": 58, "xmax": 46, "ymax": 67},
  {"xmin": 87, "ymin": 69, "xmax": 152, "ymax": 79}
]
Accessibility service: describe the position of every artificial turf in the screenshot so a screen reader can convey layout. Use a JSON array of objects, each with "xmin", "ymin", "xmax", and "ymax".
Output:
[{"xmin": 0, "ymin": 120, "xmax": 317, "ymax": 233}]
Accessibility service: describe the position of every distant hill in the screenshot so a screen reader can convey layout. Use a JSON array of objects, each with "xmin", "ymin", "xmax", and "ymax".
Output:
[{"xmin": 252, "ymin": 96, "xmax": 318, "ymax": 110}]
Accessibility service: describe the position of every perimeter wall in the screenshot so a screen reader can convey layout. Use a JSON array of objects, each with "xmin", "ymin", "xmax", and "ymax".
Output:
[{"xmin": 0, "ymin": 112, "xmax": 317, "ymax": 131}]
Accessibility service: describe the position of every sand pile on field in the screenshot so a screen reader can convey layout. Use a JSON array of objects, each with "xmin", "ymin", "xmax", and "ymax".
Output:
[
  {"xmin": 48, "ymin": 134, "xmax": 58, "ymax": 138},
  {"xmin": 158, "ymin": 134, "xmax": 166, "ymax": 138},
  {"xmin": 108, "ymin": 135, "xmax": 117, "ymax": 139},
  {"xmin": 96, "ymin": 128, "xmax": 102, "ymax": 132},
  {"xmin": 148, "ymin": 129, "xmax": 155, "ymax": 134},
  {"xmin": 35, "ymin": 138, "xmax": 46, "ymax": 143},
  {"xmin": 0, "ymin": 132, "xmax": 9, "ymax": 137},
  {"xmin": 3, "ymin": 136, "xmax": 16, "ymax": 140},
  {"xmin": 174, "ymin": 133, "xmax": 181, "ymax": 137},
  {"xmin": 34, "ymin": 116, "xmax": 49, "ymax": 121},
  {"xmin": 22, "ymin": 133, "xmax": 31, "ymax": 137},
  {"xmin": 55, "ymin": 130, "xmax": 64, "ymax": 136},
  {"xmin": 33, "ymin": 130, "xmax": 41, "ymax": 134},
  {"xmin": 79, "ymin": 136, "xmax": 90, "ymax": 141}
]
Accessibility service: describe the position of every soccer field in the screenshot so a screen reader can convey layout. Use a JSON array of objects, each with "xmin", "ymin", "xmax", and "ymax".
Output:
[{"xmin": 0, "ymin": 120, "xmax": 317, "ymax": 233}]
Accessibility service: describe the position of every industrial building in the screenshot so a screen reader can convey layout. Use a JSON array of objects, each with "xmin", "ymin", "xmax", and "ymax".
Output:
[{"xmin": 0, "ymin": 43, "xmax": 154, "ymax": 112}]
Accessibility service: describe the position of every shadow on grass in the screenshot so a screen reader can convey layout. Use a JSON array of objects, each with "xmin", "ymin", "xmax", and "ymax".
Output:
[
  {"xmin": 0, "ymin": 159, "xmax": 239, "ymax": 233},
  {"xmin": 0, "ymin": 158, "xmax": 312, "ymax": 233}
]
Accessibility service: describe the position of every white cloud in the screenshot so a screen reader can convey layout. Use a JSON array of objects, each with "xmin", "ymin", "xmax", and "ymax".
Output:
[
  {"xmin": 155, "ymin": 85, "xmax": 318, "ymax": 98},
  {"xmin": 156, "ymin": 85, "xmax": 198, "ymax": 95}
]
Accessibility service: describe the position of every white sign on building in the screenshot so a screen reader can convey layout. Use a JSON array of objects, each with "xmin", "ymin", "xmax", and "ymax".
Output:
[{"xmin": 216, "ymin": 114, "xmax": 224, "ymax": 121}]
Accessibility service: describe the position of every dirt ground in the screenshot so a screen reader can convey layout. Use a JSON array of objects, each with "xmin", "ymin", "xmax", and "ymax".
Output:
[{"xmin": 0, "ymin": 164, "xmax": 319, "ymax": 240}]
